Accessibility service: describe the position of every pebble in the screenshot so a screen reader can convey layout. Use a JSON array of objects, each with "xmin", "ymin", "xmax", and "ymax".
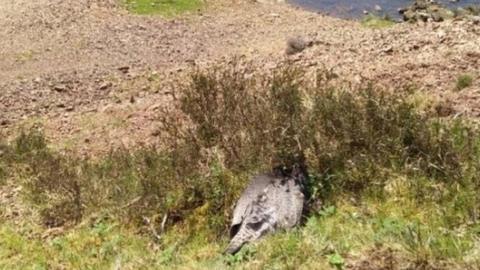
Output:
[
  {"xmin": 54, "ymin": 84, "xmax": 67, "ymax": 92},
  {"xmin": 99, "ymin": 82, "xmax": 112, "ymax": 90},
  {"xmin": 118, "ymin": 66, "xmax": 130, "ymax": 74},
  {"xmin": 471, "ymin": 16, "xmax": 480, "ymax": 25},
  {"xmin": 382, "ymin": 46, "xmax": 394, "ymax": 54},
  {"xmin": 0, "ymin": 119, "xmax": 9, "ymax": 126}
]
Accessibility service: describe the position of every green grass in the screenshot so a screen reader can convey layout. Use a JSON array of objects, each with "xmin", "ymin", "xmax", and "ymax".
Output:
[
  {"xmin": 15, "ymin": 50, "xmax": 36, "ymax": 63},
  {"xmin": 455, "ymin": 74, "xmax": 474, "ymax": 91},
  {"xmin": 1, "ymin": 197, "xmax": 478, "ymax": 269},
  {"xmin": 0, "ymin": 221, "xmax": 172, "ymax": 269},
  {"xmin": 124, "ymin": 0, "xmax": 203, "ymax": 16},
  {"xmin": 361, "ymin": 15, "xmax": 396, "ymax": 28}
]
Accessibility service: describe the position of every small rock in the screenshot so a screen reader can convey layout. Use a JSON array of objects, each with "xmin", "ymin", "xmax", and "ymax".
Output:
[
  {"xmin": 374, "ymin": 5, "xmax": 382, "ymax": 11},
  {"xmin": 101, "ymin": 104, "xmax": 114, "ymax": 113},
  {"xmin": 436, "ymin": 30, "xmax": 446, "ymax": 39},
  {"xmin": 66, "ymin": 106, "xmax": 75, "ymax": 112},
  {"xmin": 53, "ymin": 84, "xmax": 67, "ymax": 92},
  {"xmin": 148, "ymin": 103, "xmax": 162, "ymax": 111},
  {"xmin": 291, "ymin": 54, "xmax": 303, "ymax": 62},
  {"xmin": 0, "ymin": 119, "xmax": 9, "ymax": 126},
  {"xmin": 99, "ymin": 82, "xmax": 112, "ymax": 90},
  {"xmin": 431, "ymin": 12, "xmax": 444, "ymax": 22},
  {"xmin": 151, "ymin": 129, "xmax": 161, "ymax": 137},
  {"xmin": 471, "ymin": 16, "xmax": 480, "ymax": 25},
  {"xmin": 354, "ymin": 75, "xmax": 362, "ymax": 84},
  {"xmin": 118, "ymin": 66, "xmax": 130, "ymax": 74},
  {"xmin": 185, "ymin": 59, "xmax": 196, "ymax": 65},
  {"xmin": 286, "ymin": 36, "xmax": 308, "ymax": 55},
  {"xmin": 382, "ymin": 46, "xmax": 394, "ymax": 54},
  {"xmin": 417, "ymin": 12, "xmax": 430, "ymax": 22}
]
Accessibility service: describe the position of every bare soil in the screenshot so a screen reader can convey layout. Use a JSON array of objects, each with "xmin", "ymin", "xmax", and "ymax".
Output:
[{"xmin": 1, "ymin": 0, "xmax": 479, "ymax": 154}]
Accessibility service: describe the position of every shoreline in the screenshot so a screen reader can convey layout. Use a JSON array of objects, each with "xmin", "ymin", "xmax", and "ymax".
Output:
[{"xmin": 288, "ymin": 0, "xmax": 480, "ymax": 21}]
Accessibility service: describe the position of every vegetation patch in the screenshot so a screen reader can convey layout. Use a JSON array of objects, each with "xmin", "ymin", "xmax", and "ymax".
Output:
[
  {"xmin": 15, "ymin": 50, "xmax": 36, "ymax": 63},
  {"xmin": 361, "ymin": 15, "xmax": 396, "ymax": 28},
  {"xmin": 455, "ymin": 74, "xmax": 474, "ymax": 91},
  {"xmin": 1, "ymin": 62, "xmax": 479, "ymax": 268},
  {"xmin": 124, "ymin": 0, "xmax": 202, "ymax": 16}
]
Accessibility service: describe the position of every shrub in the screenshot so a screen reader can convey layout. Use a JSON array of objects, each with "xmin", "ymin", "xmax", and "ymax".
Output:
[
  {"xmin": 161, "ymin": 61, "xmax": 479, "ymax": 208},
  {"xmin": 11, "ymin": 131, "xmax": 82, "ymax": 227},
  {"xmin": 160, "ymin": 64, "xmax": 308, "ymax": 173},
  {"xmin": 3, "ymin": 130, "xmax": 242, "ymax": 237}
]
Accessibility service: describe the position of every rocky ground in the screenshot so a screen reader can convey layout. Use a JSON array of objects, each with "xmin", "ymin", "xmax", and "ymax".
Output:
[{"xmin": 1, "ymin": 0, "xmax": 479, "ymax": 154}]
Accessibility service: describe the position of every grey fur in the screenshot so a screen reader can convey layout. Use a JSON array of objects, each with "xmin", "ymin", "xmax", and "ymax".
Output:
[
  {"xmin": 285, "ymin": 36, "xmax": 314, "ymax": 55},
  {"xmin": 225, "ymin": 166, "xmax": 306, "ymax": 254}
]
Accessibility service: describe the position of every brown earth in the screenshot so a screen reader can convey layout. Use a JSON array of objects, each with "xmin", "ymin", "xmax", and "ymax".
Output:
[{"xmin": 1, "ymin": 0, "xmax": 479, "ymax": 155}]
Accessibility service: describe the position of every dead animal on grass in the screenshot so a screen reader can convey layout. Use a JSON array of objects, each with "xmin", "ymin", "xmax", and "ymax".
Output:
[{"xmin": 225, "ymin": 164, "xmax": 307, "ymax": 254}]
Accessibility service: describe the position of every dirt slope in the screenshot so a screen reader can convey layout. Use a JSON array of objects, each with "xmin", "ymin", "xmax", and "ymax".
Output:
[{"xmin": 0, "ymin": 0, "xmax": 479, "ymax": 153}]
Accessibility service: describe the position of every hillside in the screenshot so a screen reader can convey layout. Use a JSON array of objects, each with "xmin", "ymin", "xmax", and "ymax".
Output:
[{"xmin": 1, "ymin": 0, "xmax": 479, "ymax": 151}]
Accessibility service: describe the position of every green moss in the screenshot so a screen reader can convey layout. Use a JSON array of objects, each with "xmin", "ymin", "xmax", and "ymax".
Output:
[{"xmin": 124, "ymin": 0, "xmax": 202, "ymax": 16}]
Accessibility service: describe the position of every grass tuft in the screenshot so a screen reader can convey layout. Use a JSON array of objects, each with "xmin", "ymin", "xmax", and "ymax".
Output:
[
  {"xmin": 455, "ymin": 74, "xmax": 474, "ymax": 91},
  {"xmin": 361, "ymin": 15, "xmax": 397, "ymax": 28}
]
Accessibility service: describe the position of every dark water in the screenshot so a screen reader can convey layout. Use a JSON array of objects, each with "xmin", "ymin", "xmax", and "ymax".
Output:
[{"xmin": 290, "ymin": 0, "xmax": 479, "ymax": 19}]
